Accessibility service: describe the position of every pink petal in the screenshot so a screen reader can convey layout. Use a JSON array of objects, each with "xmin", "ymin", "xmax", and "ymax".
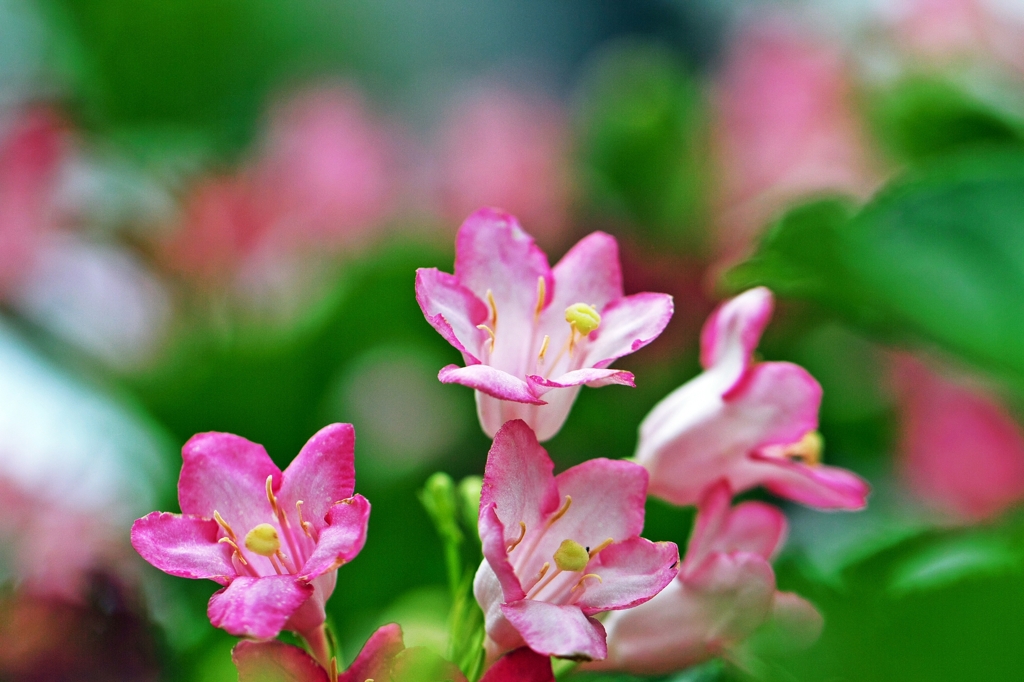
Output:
[
  {"xmin": 501, "ymin": 599, "xmax": 607, "ymax": 661},
  {"xmin": 233, "ymin": 640, "xmax": 329, "ymax": 682},
  {"xmin": 208, "ymin": 575, "xmax": 314, "ymax": 639},
  {"xmin": 746, "ymin": 454, "xmax": 870, "ymax": 510},
  {"xmin": 279, "ymin": 423, "xmax": 357, "ymax": 533},
  {"xmin": 641, "ymin": 361, "xmax": 822, "ymax": 507},
  {"xmin": 686, "ymin": 482, "xmax": 787, "ymax": 567},
  {"xmin": 547, "ymin": 232, "xmax": 623, "ymax": 316},
  {"xmin": 474, "ymin": 559, "xmax": 528, "ymax": 654},
  {"xmin": 299, "ymin": 495, "xmax": 371, "ymax": 581},
  {"xmin": 699, "ymin": 287, "xmax": 773, "ymax": 380},
  {"xmin": 476, "ymin": 387, "xmax": 575, "ymax": 442},
  {"xmin": 575, "ymin": 538, "xmax": 680, "ymax": 614},
  {"xmin": 527, "ymin": 368, "xmax": 635, "ymax": 390},
  {"xmin": 415, "ymin": 267, "xmax": 489, "ymax": 364},
  {"xmin": 481, "ymin": 419, "xmax": 561, "ymax": 536},
  {"xmin": 454, "ymin": 208, "xmax": 553, "ymax": 337},
  {"xmin": 339, "ymin": 623, "xmax": 405, "ymax": 682},
  {"xmin": 582, "ymin": 293, "xmax": 674, "ymax": 370},
  {"xmin": 178, "ymin": 432, "xmax": 282, "ymax": 535},
  {"xmin": 439, "ymin": 364, "xmax": 545, "ymax": 404},
  {"xmin": 131, "ymin": 512, "xmax": 235, "ymax": 585},
  {"xmin": 480, "ymin": 647, "xmax": 554, "ymax": 682},
  {"xmin": 552, "ymin": 458, "xmax": 647, "ymax": 548},
  {"xmin": 479, "ymin": 504, "xmax": 526, "ymax": 602}
]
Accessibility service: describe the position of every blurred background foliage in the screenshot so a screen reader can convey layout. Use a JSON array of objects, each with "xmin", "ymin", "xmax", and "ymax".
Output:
[{"xmin": 4, "ymin": 1, "xmax": 1024, "ymax": 681}]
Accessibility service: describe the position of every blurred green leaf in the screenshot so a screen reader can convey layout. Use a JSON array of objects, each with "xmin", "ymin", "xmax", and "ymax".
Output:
[
  {"xmin": 727, "ymin": 152, "xmax": 1024, "ymax": 386},
  {"xmin": 888, "ymin": 532, "xmax": 1022, "ymax": 597}
]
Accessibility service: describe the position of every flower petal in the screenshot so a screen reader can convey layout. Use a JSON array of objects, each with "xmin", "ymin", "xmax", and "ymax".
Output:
[
  {"xmin": 575, "ymin": 538, "xmax": 680, "ymax": 614},
  {"xmin": 685, "ymin": 482, "xmax": 787, "ymax": 568},
  {"xmin": 416, "ymin": 267, "xmax": 489, "ymax": 364},
  {"xmin": 232, "ymin": 640, "xmax": 329, "ymax": 682},
  {"xmin": 547, "ymin": 231, "xmax": 623, "ymax": 316},
  {"xmin": 439, "ymin": 364, "xmax": 545, "ymax": 404},
  {"xmin": 339, "ymin": 623, "xmax": 405, "ymax": 682},
  {"xmin": 501, "ymin": 599, "xmax": 607, "ymax": 661},
  {"xmin": 279, "ymin": 423, "xmax": 356, "ymax": 532},
  {"xmin": 551, "ymin": 458, "xmax": 647, "ymax": 549},
  {"xmin": 208, "ymin": 575, "xmax": 313, "ymax": 639},
  {"xmin": 454, "ymin": 208, "xmax": 553, "ymax": 336},
  {"xmin": 479, "ymin": 504, "xmax": 527, "ymax": 602},
  {"xmin": 640, "ymin": 361, "xmax": 822, "ymax": 507},
  {"xmin": 481, "ymin": 419, "xmax": 561, "ymax": 539},
  {"xmin": 178, "ymin": 432, "xmax": 282, "ymax": 535},
  {"xmin": 527, "ymin": 368, "xmax": 635, "ymax": 390},
  {"xmin": 480, "ymin": 647, "xmax": 554, "ymax": 682},
  {"xmin": 745, "ymin": 454, "xmax": 870, "ymax": 510},
  {"xmin": 699, "ymin": 287, "xmax": 773, "ymax": 382},
  {"xmin": 131, "ymin": 512, "xmax": 234, "ymax": 584},
  {"xmin": 299, "ymin": 495, "xmax": 371, "ymax": 581},
  {"xmin": 582, "ymin": 293, "xmax": 674, "ymax": 370},
  {"xmin": 474, "ymin": 559, "xmax": 527, "ymax": 654}
]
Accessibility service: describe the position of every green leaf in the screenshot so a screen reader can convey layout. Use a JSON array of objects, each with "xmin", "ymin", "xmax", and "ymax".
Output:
[
  {"xmin": 888, "ymin": 532, "xmax": 1022, "ymax": 597},
  {"xmin": 726, "ymin": 151, "xmax": 1024, "ymax": 385}
]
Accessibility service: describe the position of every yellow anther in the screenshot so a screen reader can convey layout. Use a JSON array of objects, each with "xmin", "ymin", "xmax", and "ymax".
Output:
[
  {"xmin": 266, "ymin": 476, "xmax": 280, "ymax": 516},
  {"xmin": 507, "ymin": 521, "xmax": 527, "ymax": 553},
  {"xmin": 549, "ymin": 495, "xmax": 572, "ymax": 525},
  {"xmin": 296, "ymin": 500, "xmax": 315, "ymax": 539},
  {"xmin": 244, "ymin": 523, "xmax": 282, "ymax": 557},
  {"xmin": 537, "ymin": 335, "xmax": 550, "ymax": 364},
  {"xmin": 553, "ymin": 539, "xmax": 590, "ymax": 572},
  {"xmin": 535, "ymin": 276, "xmax": 547, "ymax": 320},
  {"xmin": 534, "ymin": 562, "xmax": 550, "ymax": 584},
  {"xmin": 486, "ymin": 289, "xmax": 498, "ymax": 329},
  {"xmin": 213, "ymin": 510, "xmax": 238, "ymax": 541},
  {"xmin": 565, "ymin": 303, "xmax": 601, "ymax": 336},
  {"xmin": 588, "ymin": 537, "xmax": 614, "ymax": 559},
  {"xmin": 477, "ymin": 324, "xmax": 496, "ymax": 352},
  {"xmin": 783, "ymin": 431, "xmax": 823, "ymax": 466},
  {"xmin": 571, "ymin": 573, "xmax": 603, "ymax": 591}
]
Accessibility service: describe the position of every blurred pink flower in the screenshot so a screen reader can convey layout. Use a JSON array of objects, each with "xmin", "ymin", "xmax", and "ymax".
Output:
[
  {"xmin": 0, "ymin": 108, "xmax": 68, "ymax": 297},
  {"xmin": 256, "ymin": 85, "xmax": 398, "ymax": 247},
  {"xmin": 592, "ymin": 482, "xmax": 822, "ymax": 675},
  {"xmin": 636, "ymin": 287, "xmax": 870, "ymax": 510},
  {"xmin": 893, "ymin": 357, "xmax": 1024, "ymax": 523},
  {"xmin": 712, "ymin": 25, "xmax": 878, "ymax": 263},
  {"xmin": 437, "ymin": 86, "xmax": 573, "ymax": 248},
  {"xmin": 417, "ymin": 208, "xmax": 673, "ymax": 441},
  {"xmin": 131, "ymin": 424, "xmax": 370, "ymax": 664},
  {"xmin": 474, "ymin": 420, "xmax": 678, "ymax": 663},
  {"xmin": 891, "ymin": 0, "xmax": 991, "ymax": 62}
]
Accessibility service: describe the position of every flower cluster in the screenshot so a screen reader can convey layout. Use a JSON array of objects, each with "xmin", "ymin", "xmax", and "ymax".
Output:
[{"xmin": 130, "ymin": 209, "xmax": 869, "ymax": 679}]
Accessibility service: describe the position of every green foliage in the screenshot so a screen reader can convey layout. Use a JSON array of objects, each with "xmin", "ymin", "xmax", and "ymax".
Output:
[{"xmin": 887, "ymin": 530, "xmax": 1022, "ymax": 597}]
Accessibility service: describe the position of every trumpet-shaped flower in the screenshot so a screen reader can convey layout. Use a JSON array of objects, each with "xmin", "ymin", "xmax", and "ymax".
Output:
[
  {"xmin": 636, "ymin": 287, "xmax": 869, "ymax": 509},
  {"xmin": 593, "ymin": 482, "xmax": 823, "ymax": 674},
  {"xmin": 474, "ymin": 420, "xmax": 679, "ymax": 663},
  {"xmin": 416, "ymin": 208, "xmax": 673, "ymax": 441},
  {"xmin": 131, "ymin": 424, "xmax": 370, "ymax": 660},
  {"xmin": 233, "ymin": 626, "xmax": 553, "ymax": 682}
]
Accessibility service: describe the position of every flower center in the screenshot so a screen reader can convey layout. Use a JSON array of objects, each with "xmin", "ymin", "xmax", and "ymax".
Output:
[
  {"xmin": 564, "ymin": 303, "xmax": 601, "ymax": 336},
  {"xmin": 244, "ymin": 523, "xmax": 281, "ymax": 557}
]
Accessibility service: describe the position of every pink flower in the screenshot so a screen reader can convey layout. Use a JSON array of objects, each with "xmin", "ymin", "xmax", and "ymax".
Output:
[
  {"xmin": 894, "ymin": 357, "xmax": 1024, "ymax": 523},
  {"xmin": 636, "ymin": 287, "xmax": 869, "ymax": 510},
  {"xmin": 593, "ymin": 482, "xmax": 822, "ymax": 675},
  {"xmin": 712, "ymin": 24, "xmax": 878, "ymax": 264},
  {"xmin": 416, "ymin": 208, "xmax": 673, "ymax": 441},
  {"xmin": 233, "ymin": 626, "xmax": 553, "ymax": 682},
  {"xmin": 131, "ymin": 424, "xmax": 370, "ymax": 662},
  {"xmin": 474, "ymin": 420, "xmax": 679, "ymax": 663},
  {"xmin": 437, "ymin": 86, "xmax": 572, "ymax": 249}
]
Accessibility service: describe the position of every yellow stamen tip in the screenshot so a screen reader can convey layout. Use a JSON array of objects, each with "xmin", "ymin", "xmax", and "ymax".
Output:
[
  {"xmin": 785, "ymin": 431, "xmax": 823, "ymax": 466},
  {"xmin": 565, "ymin": 303, "xmax": 601, "ymax": 336},
  {"xmin": 553, "ymin": 539, "xmax": 590, "ymax": 572},
  {"xmin": 244, "ymin": 523, "xmax": 282, "ymax": 557}
]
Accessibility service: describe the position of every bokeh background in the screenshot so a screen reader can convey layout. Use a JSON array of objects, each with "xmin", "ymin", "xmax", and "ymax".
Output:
[{"xmin": 3, "ymin": 0, "xmax": 1024, "ymax": 680}]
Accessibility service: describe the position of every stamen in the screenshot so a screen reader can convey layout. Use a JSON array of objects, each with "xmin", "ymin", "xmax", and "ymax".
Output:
[
  {"xmin": 329, "ymin": 659, "xmax": 338, "ymax": 682},
  {"xmin": 535, "ymin": 276, "xmax": 546, "ymax": 321},
  {"xmin": 548, "ymin": 495, "xmax": 572, "ymax": 525},
  {"xmin": 265, "ymin": 476, "xmax": 281, "ymax": 517},
  {"xmin": 269, "ymin": 553, "xmax": 285, "ymax": 575},
  {"xmin": 476, "ymin": 324, "xmax": 496, "ymax": 352},
  {"xmin": 296, "ymin": 500, "xmax": 315, "ymax": 539},
  {"xmin": 486, "ymin": 289, "xmax": 498, "ymax": 329},
  {"xmin": 534, "ymin": 562, "xmax": 550, "ymax": 585},
  {"xmin": 507, "ymin": 521, "xmax": 527, "ymax": 553},
  {"xmin": 589, "ymin": 537, "xmax": 614, "ymax": 559},
  {"xmin": 275, "ymin": 549, "xmax": 295, "ymax": 573},
  {"xmin": 571, "ymin": 573, "xmax": 603, "ymax": 591},
  {"xmin": 537, "ymin": 335, "xmax": 550, "ymax": 363},
  {"xmin": 527, "ymin": 566, "xmax": 563, "ymax": 599},
  {"xmin": 565, "ymin": 303, "xmax": 601, "ymax": 336},
  {"xmin": 218, "ymin": 537, "xmax": 249, "ymax": 566},
  {"xmin": 782, "ymin": 431, "xmax": 823, "ymax": 466},
  {"xmin": 213, "ymin": 510, "xmax": 238, "ymax": 542}
]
